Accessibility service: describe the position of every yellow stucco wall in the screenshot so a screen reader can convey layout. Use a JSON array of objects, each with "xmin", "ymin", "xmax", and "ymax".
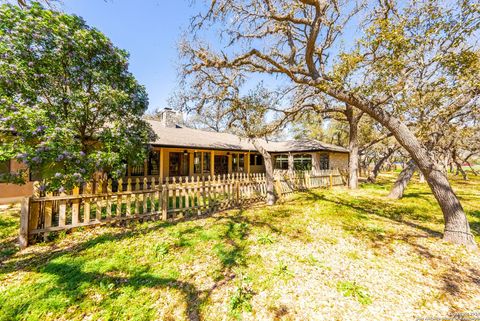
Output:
[{"xmin": 0, "ymin": 160, "xmax": 33, "ymax": 200}]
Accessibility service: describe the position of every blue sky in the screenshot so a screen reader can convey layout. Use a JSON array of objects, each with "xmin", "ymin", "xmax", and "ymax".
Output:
[
  {"xmin": 61, "ymin": 0, "xmax": 199, "ymax": 113},
  {"xmin": 57, "ymin": 0, "xmax": 362, "ymax": 118}
]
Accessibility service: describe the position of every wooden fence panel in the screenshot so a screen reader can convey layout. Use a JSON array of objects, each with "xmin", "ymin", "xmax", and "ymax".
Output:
[{"xmin": 22, "ymin": 170, "xmax": 344, "ymax": 247}]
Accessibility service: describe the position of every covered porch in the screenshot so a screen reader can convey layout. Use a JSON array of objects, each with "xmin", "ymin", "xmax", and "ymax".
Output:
[
  {"xmin": 124, "ymin": 147, "xmax": 345, "ymax": 182},
  {"xmin": 125, "ymin": 147, "xmax": 265, "ymax": 182}
]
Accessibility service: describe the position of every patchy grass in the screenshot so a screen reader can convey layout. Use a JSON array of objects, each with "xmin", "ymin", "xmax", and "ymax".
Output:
[
  {"xmin": 336, "ymin": 280, "xmax": 372, "ymax": 305},
  {"xmin": 0, "ymin": 203, "xmax": 21, "ymax": 260},
  {"xmin": 0, "ymin": 173, "xmax": 479, "ymax": 320}
]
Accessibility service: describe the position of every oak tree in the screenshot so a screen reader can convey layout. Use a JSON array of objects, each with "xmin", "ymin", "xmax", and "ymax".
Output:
[{"xmin": 182, "ymin": 0, "xmax": 479, "ymax": 247}]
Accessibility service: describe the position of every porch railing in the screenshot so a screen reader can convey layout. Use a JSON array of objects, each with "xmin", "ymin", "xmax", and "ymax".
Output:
[{"xmin": 19, "ymin": 170, "xmax": 345, "ymax": 247}]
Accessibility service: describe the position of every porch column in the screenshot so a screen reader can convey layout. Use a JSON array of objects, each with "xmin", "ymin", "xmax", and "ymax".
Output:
[
  {"xmin": 312, "ymin": 152, "xmax": 320, "ymax": 174},
  {"xmin": 228, "ymin": 153, "xmax": 232, "ymax": 173},
  {"xmin": 247, "ymin": 152, "xmax": 251, "ymax": 175},
  {"xmin": 159, "ymin": 148, "xmax": 164, "ymax": 183},
  {"xmin": 288, "ymin": 153, "xmax": 294, "ymax": 175},
  {"xmin": 210, "ymin": 150, "xmax": 215, "ymax": 177},
  {"xmin": 189, "ymin": 150, "xmax": 194, "ymax": 176}
]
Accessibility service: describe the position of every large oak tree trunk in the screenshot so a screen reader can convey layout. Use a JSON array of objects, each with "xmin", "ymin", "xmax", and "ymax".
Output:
[
  {"xmin": 368, "ymin": 148, "xmax": 396, "ymax": 183},
  {"xmin": 388, "ymin": 159, "xmax": 416, "ymax": 199},
  {"xmin": 324, "ymin": 88, "xmax": 476, "ymax": 248},
  {"xmin": 455, "ymin": 162, "xmax": 468, "ymax": 180},
  {"xmin": 345, "ymin": 104, "xmax": 360, "ymax": 189},
  {"xmin": 252, "ymin": 140, "xmax": 276, "ymax": 205},
  {"xmin": 452, "ymin": 150, "xmax": 468, "ymax": 180}
]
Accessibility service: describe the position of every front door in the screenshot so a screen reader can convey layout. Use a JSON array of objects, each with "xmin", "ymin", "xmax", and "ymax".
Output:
[{"xmin": 214, "ymin": 155, "xmax": 228, "ymax": 175}]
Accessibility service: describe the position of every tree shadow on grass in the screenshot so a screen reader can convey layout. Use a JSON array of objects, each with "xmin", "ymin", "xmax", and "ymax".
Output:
[
  {"xmin": 0, "ymin": 211, "xmax": 21, "ymax": 261},
  {"xmin": 2, "ymin": 259, "xmax": 206, "ymax": 321},
  {"xmin": 3, "ymin": 187, "xmax": 478, "ymax": 319},
  {"xmin": 401, "ymin": 192, "xmax": 438, "ymax": 204},
  {"xmin": 1, "ymin": 211, "xmax": 259, "ymax": 320},
  {"xmin": 468, "ymin": 211, "xmax": 480, "ymax": 237},
  {"xmin": 301, "ymin": 190, "xmax": 443, "ymax": 237},
  {"xmin": 469, "ymin": 210, "xmax": 480, "ymax": 219},
  {"xmin": 217, "ymin": 205, "xmax": 315, "ymax": 244},
  {"xmin": 0, "ymin": 223, "xmax": 164, "ymax": 274},
  {"xmin": 438, "ymin": 266, "xmax": 480, "ymax": 315},
  {"xmin": 299, "ymin": 190, "xmax": 480, "ymax": 311}
]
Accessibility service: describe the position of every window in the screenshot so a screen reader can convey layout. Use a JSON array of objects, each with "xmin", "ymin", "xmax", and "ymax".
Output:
[
  {"xmin": 232, "ymin": 153, "xmax": 238, "ymax": 171},
  {"xmin": 250, "ymin": 154, "xmax": 255, "ymax": 166},
  {"xmin": 169, "ymin": 153, "xmax": 180, "ymax": 176},
  {"xmin": 294, "ymin": 154, "xmax": 312, "ymax": 170},
  {"xmin": 320, "ymin": 153, "xmax": 329, "ymax": 170},
  {"xmin": 250, "ymin": 154, "xmax": 263, "ymax": 166},
  {"xmin": 214, "ymin": 155, "xmax": 228, "ymax": 174},
  {"xmin": 169, "ymin": 152, "xmax": 189, "ymax": 176},
  {"xmin": 203, "ymin": 152, "xmax": 210, "ymax": 173},
  {"xmin": 147, "ymin": 151, "xmax": 160, "ymax": 176},
  {"xmin": 275, "ymin": 155, "xmax": 289, "ymax": 170},
  {"xmin": 194, "ymin": 152, "xmax": 202, "ymax": 174},
  {"xmin": 256, "ymin": 155, "xmax": 263, "ymax": 166},
  {"xmin": 29, "ymin": 168, "xmax": 42, "ymax": 181},
  {"xmin": 193, "ymin": 152, "xmax": 213, "ymax": 174},
  {"xmin": 0, "ymin": 160, "xmax": 10, "ymax": 182},
  {"xmin": 238, "ymin": 154, "xmax": 245, "ymax": 172}
]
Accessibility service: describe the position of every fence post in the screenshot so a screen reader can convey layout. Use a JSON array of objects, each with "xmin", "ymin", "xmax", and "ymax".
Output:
[
  {"xmin": 84, "ymin": 182, "xmax": 92, "ymax": 223},
  {"xmin": 29, "ymin": 182, "xmax": 41, "ymax": 236},
  {"xmin": 235, "ymin": 180, "xmax": 240, "ymax": 206},
  {"xmin": 274, "ymin": 177, "xmax": 282, "ymax": 200},
  {"xmin": 329, "ymin": 172, "xmax": 333, "ymax": 188},
  {"xmin": 208, "ymin": 176, "xmax": 213, "ymax": 213},
  {"xmin": 59, "ymin": 192, "xmax": 67, "ymax": 227},
  {"xmin": 19, "ymin": 197, "xmax": 30, "ymax": 249},
  {"xmin": 162, "ymin": 184, "xmax": 168, "ymax": 220},
  {"xmin": 72, "ymin": 186, "xmax": 80, "ymax": 226}
]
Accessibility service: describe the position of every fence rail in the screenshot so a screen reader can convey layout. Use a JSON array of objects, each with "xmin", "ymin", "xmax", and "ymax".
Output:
[{"xmin": 19, "ymin": 170, "xmax": 345, "ymax": 247}]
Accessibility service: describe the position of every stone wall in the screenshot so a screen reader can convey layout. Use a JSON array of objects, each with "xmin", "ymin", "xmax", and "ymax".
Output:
[
  {"xmin": 158, "ymin": 108, "xmax": 184, "ymax": 128},
  {"xmin": 329, "ymin": 152, "xmax": 349, "ymax": 170}
]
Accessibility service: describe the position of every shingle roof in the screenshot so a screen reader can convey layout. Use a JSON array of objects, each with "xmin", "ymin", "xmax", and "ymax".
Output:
[
  {"xmin": 147, "ymin": 120, "xmax": 349, "ymax": 153},
  {"xmin": 262, "ymin": 140, "xmax": 349, "ymax": 153}
]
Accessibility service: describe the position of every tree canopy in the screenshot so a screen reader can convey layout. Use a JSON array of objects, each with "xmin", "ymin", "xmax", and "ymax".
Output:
[
  {"xmin": 0, "ymin": 3, "xmax": 154, "ymax": 192},
  {"xmin": 180, "ymin": 0, "xmax": 480, "ymax": 247}
]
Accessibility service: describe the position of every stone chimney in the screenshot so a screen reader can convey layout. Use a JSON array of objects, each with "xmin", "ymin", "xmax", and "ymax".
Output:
[{"xmin": 157, "ymin": 108, "xmax": 184, "ymax": 128}]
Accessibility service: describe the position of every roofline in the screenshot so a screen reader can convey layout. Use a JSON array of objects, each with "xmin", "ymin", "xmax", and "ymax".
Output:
[
  {"xmin": 149, "ymin": 144, "xmax": 255, "ymax": 152},
  {"xmin": 149, "ymin": 143, "xmax": 349, "ymax": 154},
  {"xmin": 269, "ymin": 149, "xmax": 349, "ymax": 154}
]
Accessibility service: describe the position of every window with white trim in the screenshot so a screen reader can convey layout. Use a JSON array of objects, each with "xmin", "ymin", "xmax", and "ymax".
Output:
[
  {"xmin": 274, "ymin": 155, "xmax": 289, "ymax": 170},
  {"xmin": 293, "ymin": 154, "xmax": 312, "ymax": 170}
]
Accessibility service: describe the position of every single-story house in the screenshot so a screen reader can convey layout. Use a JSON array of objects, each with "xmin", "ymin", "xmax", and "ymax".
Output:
[{"xmin": 0, "ymin": 109, "xmax": 349, "ymax": 201}]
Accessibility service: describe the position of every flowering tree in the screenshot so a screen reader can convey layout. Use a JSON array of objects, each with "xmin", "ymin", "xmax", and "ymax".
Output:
[{"xmin": 0, "ymin": 3, "xmax": 154, "ymax": 192}]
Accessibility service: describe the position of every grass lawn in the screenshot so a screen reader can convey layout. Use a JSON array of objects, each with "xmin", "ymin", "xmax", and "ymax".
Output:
[{"xmin": 0, "ymin": 173, "xmax": 479, "ymax": 320}]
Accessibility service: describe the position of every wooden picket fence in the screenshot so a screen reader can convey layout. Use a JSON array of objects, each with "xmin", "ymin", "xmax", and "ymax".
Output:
[{"xmin": 19, "ymin": 170, "xmax": 345, "ymax": 247}]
